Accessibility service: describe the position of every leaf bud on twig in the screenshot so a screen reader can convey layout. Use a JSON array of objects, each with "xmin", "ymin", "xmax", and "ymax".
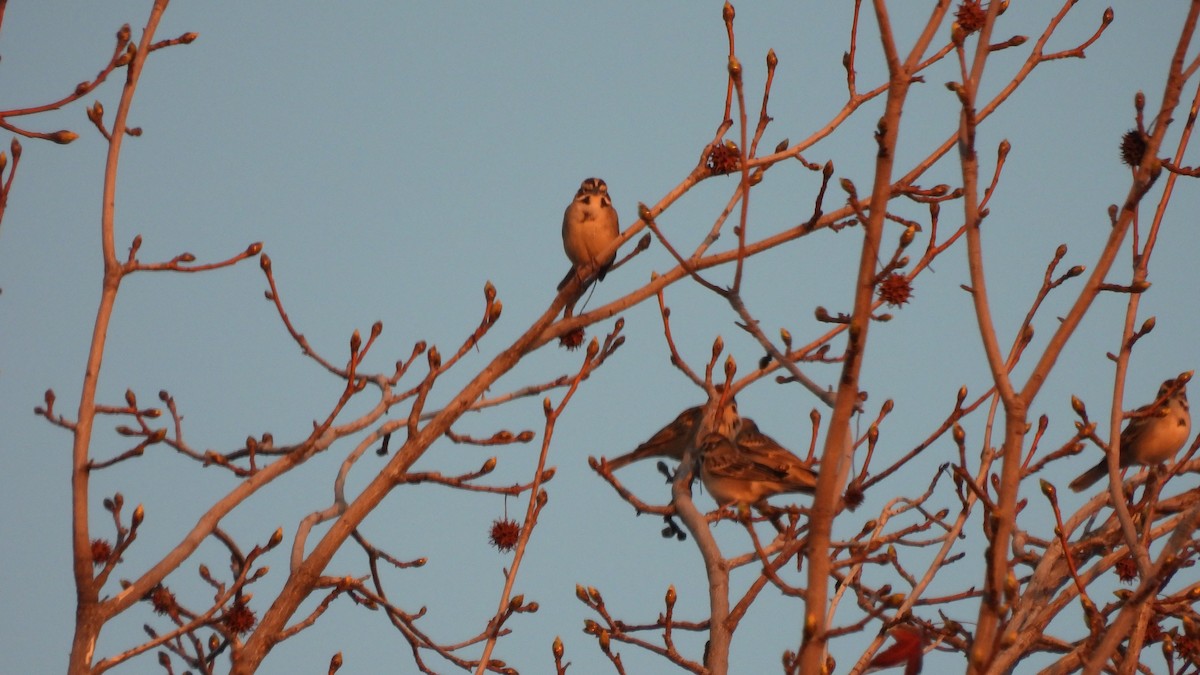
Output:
[
  {"xmin": 1070, "ymin": 395, "xmax": 1086, "ymax": 417},
  {"xmin": 1039, "ymin": 479, "xmax": 1056, "ymax": 500},
  {"xmin": 728, "ymin": 55, "xmax": 742, "ymax": 80},
  {"xmin": 712, "ymin": 336, "xmax": 724, "ymax": 359},
  {"xmin": 1139, "ymin": 316, "xmax": 1155, "ymax": 335},
  {"xmin": 50, "ymin": 130, "xmax": 79, "ymax": 145}
]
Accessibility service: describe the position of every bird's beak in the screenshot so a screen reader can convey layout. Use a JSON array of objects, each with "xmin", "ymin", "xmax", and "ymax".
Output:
[{"xmin": 1181, "ymin": 370, "xmax": 1195, "ymax": 384}]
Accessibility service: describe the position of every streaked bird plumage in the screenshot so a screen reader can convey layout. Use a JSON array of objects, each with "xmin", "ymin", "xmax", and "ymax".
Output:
[
  {"xmin": 603, "ymin": 400, "xmax": 739, "ymax": 471},
  {"xmin": 698, "ymin": 420, "xmax": 817, "ymax": 507}
]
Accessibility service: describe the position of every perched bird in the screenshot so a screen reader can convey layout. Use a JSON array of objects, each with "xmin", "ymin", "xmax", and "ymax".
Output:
[
  {"xmin": 1068, "ymin": 371, "xmax": 1193, "ymax": 492},
  {"xmin": 602, "ymin": 400, "xmax": 739, "ymax": 471},
  {"xmin": 698, "ymin": 422, "xmax": 818, "ymax": 508},
  {"xmin": 559, "ymin": 177, "xmax": 620, "ymax": 290}
]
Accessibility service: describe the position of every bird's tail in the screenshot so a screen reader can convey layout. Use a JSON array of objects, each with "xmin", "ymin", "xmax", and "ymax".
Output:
[{"xmin": 1068, "ymin": 461, "xmax": 1108, "ymax": 492}]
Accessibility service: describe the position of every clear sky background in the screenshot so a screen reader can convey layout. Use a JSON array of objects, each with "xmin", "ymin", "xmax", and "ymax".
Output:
[{"xmin": 2, "ymin": 2, "xmax": 1198, "ymax": 673}]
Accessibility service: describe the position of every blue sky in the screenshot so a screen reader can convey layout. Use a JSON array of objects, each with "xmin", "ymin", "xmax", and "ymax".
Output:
[{"xmin": 2, "ymin": 3, "xmax": 1198, "ymax": 673}]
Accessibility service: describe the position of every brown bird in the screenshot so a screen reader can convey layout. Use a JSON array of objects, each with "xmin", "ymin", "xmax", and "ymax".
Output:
[
  {"xmin": 1068, "ymin": 371, "xmax": 1193, "ymax": 492},
  {"xmin": 698, "ymin": 422, "xmax": 818, "ymax": 507},
  {"xmin": 602, "ymin": 400, "xmax": 739, "ymax": 471},
  {"xmin": 559, "ymin": 177, "xmax": 620, "ymax": 290}
]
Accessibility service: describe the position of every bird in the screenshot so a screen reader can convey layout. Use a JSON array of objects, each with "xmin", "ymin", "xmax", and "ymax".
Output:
[
  {"xmin": 698, "ymin": 421, "xmax": 818, "ymax": 508},
  {"xmin": 1068, "ymin": 371, "xmax": 1193, "ymax": 492},
  {"xmin": 559, "ymin": 177, "xmax": 620, "ymax": 290},
  {"xmin": 601, "ymin": 400, "xmax": 739, "ymax": 471}
]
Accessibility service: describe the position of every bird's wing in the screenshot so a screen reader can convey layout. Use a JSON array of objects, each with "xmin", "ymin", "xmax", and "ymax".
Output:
[
  {"xmin": 737, "ymin": 418, "xmax": 817, "ymax": 491},
  {"xmin": 635, "ymin": 406, "xmax": 700, "ymax": 457},
  {"xmin": 604, "ymin": 406, "xmax": 700, "ymax": 470},
  {"xmin": 703, "ymin": 436, "xmax": 792, "ymax": 482}
]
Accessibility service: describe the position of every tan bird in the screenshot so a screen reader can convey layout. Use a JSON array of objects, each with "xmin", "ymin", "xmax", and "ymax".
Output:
[
  {"xmin": 698, "ymin": 422, "xmax": 818, "ymax": 507},
  {"xmin": 559, "ymin": 177, "xmax": 620, "ymax": 290},
  {"xmin": 602, "ymin": 400, "xmax": 739, "ymax": 471},
  {"xmin": 1068, "ymin": 371, "xmax": 1193, "ymax": 492}
]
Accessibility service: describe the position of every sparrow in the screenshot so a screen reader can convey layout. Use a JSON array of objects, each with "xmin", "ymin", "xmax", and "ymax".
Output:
[
  {"xmin": 559, "ymin": 177, "xmax": 620, "ymax": 290},
  {"xmin": 698, "ymin": 421, "xmax": 818, "ymax": 507},
  {"xmin": 602, "ymin": 400, "xmax": 739, "ymax": 471},
  {"xmin": 1068, "ymin": 371, "xmax": 1193, "ymax": 492}
]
